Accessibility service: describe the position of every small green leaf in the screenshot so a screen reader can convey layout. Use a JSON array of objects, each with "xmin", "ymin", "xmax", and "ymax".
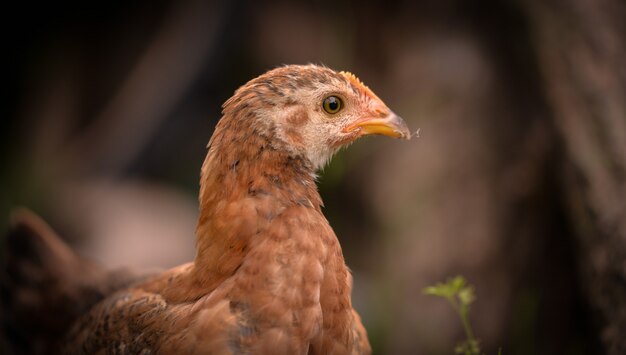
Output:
[
  {"xmin": 423, "ymin": 275, "xmax": 469, "ymax": 299},
  {"xmin": 450, "ymin": 276, "xmax": 466, "ymax": 292},
  {"xmin": 423, "ymin": 283, "xmax": 452, "ymax": 298},
  {"xmin": 458, "ymin": 286, "xmax": 476, "ymax": 306}
]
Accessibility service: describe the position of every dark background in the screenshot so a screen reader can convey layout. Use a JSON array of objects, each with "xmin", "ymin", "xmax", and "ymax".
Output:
[{"xmin": 2, "ymin": 0, "xmax": 625, "ymax": 354}]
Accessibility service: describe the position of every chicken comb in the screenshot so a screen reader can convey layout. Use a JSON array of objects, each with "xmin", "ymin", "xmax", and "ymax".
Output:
[
  {"xmin": 339, "ymin": 71, "xmax": 367, "ymax": 88},
  {"xmin": 339, "ymin": 71, "xmax": 380, "ymax": 101}
]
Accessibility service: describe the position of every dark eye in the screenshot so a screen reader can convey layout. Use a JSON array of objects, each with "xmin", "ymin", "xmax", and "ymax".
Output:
[{"xmin": 322, "ymin": 96, "xmax": 343, "ymax": 114}]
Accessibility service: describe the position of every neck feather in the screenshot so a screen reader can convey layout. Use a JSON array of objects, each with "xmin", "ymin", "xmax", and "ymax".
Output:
[{"xmin": 191, "ymin": 112, "xmax": 322, "ymax": 287}]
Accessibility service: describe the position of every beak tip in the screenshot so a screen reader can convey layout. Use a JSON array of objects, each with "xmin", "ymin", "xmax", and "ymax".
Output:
[{"xmin": 390, "ymin": 114, "xmax": 412, "ymax": 140}]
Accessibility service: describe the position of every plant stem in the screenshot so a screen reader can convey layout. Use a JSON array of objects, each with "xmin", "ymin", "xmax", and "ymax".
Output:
[
  {"xmin": 460, "ymin": 310, "xmax": 476, "ymax": 347},
  {"xmin": 447, "ymin": 296, "xmax": 478, "ymax": 354}
]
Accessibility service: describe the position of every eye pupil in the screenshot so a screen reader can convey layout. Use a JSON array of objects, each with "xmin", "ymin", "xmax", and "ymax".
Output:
[
  {"xmin": 328, "ymin": 97, "xmax": 338, "ymax": 110},
  {"xmin": 323, "ymin": 96, "xmax": 342, "ymax": 114}
]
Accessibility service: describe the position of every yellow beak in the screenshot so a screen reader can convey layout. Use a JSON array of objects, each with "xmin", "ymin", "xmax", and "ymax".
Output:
[{"xmin": 344, "ymin": 113, "xmax": 412, "ymax": 140}]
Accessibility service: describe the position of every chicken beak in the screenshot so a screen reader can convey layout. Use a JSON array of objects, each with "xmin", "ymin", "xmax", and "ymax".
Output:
[{"xmin": 344, "ymin": 112, "xmax": 412, "ymax": 140}]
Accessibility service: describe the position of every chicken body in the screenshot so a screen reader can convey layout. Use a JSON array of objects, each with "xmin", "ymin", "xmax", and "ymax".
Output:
[{"xmin": 3, "ymin": 65, "xmax": 410, "ymax": 354}]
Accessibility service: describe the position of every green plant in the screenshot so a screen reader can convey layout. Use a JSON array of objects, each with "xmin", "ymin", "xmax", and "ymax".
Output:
[{"xmin": 424, "ymin": 276, "xmax": 486, "ymax": 355}]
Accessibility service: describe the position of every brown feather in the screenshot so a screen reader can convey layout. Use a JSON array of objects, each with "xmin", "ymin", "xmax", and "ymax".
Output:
[
  {"xmin": 1, "ymin": 209, "xmax": 152, "ymax": 354},
  {"xmin": 3, "ymin": 65, "xmax": 411, "ymax": 354}
]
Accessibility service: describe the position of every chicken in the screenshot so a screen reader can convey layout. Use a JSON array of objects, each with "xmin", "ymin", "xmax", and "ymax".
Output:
[
  {"xmin": 1, "ymin": 209, "xmax": 152, "ymax": 354},
  {"xmin": 2, "ymin": 64, "xmax": 411, "ymax": 354}
]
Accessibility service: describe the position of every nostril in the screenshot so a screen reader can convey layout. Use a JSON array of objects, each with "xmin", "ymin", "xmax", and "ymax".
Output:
[
  {"xmin": 373, "ymin": 108, "xmax": 387, "ymax": 117},
  {"xmin": 369, "ymin": 101, "xmax": 389, "ymax": 117}
]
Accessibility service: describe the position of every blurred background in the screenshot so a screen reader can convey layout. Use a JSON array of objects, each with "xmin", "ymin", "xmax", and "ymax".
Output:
[{"xmin": 2, "ymin": 0, "xmax": 625, "ymax": 354}]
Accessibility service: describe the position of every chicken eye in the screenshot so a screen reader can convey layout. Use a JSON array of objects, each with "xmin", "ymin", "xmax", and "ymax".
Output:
[{"xmin": 322, "ymin": 96, "xmax": 343, "ymax": 114}]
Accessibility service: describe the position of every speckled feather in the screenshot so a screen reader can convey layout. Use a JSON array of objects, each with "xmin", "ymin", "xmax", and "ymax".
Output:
[{"xmin": 4, "ymin": 65, "xmax": 410, "ymax": 354}]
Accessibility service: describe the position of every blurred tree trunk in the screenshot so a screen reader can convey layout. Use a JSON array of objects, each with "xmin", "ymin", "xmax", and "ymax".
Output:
[{"xmin": 523, "ymin": 0, "xmax": 626, "ymax": 353}]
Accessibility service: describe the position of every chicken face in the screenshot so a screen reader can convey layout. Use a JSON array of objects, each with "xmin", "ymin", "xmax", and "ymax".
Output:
[{"xmin": 223, "ymin": 65, "xmax": 411, "ymax": 170}]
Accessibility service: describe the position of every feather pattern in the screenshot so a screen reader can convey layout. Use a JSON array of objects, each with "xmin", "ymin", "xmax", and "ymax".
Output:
[{"xmin": 2, "ymin": 64, "xmax": 411, "ymax": 354}]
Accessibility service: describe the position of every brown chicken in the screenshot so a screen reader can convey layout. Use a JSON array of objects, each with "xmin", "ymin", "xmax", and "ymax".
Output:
[{"xmin": 2, "ymin": 64, "xmax": 410, "ymax": 354}]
